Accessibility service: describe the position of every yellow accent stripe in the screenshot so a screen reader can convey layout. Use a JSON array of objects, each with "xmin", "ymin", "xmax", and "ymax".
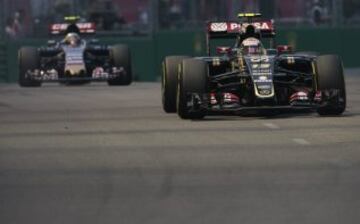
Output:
[
  {"xmin": 238, "ymin": 13, "xmax": 262, "ymax": 18},
  {"xmin": 64, "ymin": 16, "xmax": 80, "ymax": 21}
]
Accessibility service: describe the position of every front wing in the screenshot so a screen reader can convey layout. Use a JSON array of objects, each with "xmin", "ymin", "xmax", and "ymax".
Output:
[
  {"xmin": 25, "ymin": 67, "xmax": 126, "ymax": 83},
  {"xmin": 185, "ymin": 92, "xmax": 342, "ymax": 115}
]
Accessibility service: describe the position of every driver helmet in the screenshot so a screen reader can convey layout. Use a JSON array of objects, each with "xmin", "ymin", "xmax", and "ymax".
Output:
[
  {"xmin": 64, "ymin": 33, "xmax": 81, "ymax": 47},
  {"xmin": 241, "ymin": 37, "xmax": 263, "ymax": 55}
]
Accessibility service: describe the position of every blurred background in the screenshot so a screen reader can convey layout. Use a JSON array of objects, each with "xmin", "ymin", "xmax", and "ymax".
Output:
[{"xmin": 0, "ymin": 0, "xmax": 359, "ymax": 82}]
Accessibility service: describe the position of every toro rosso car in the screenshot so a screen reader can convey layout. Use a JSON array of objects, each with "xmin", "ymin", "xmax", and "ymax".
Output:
[
  {"xmin": 18, "ymin": 17, "xmax": 132, "ymax": 86},
  {"xmin": 162, "ymin": 13, "xmax": 346, "ymax": 119}
]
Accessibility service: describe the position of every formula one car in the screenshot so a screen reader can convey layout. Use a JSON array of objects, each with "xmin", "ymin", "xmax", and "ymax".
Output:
[
  {"xmin": 19, "ymin": 17, "xmax": 132, "ymax": 87},
  {"xmin": 162, "ymin": 13, "xmax": 346, "ymax": 119}
]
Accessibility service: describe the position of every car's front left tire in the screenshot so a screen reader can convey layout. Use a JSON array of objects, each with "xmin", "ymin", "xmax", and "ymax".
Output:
[
  {"xmin": 108, "ymin": 44, "xmax": 133, "ymax": 86},
  {"xmin": 315, "ymin": 55, "xmax": 346, "ymax": 116}
]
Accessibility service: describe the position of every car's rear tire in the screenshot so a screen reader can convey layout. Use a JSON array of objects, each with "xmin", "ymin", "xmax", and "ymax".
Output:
[
  {"xmin": 316, "ymin": 55, "xmax": 346, "ymax": 116},
  {"xmin": 177, "ymin": 59, "xmax": 208, "ymax": 120},
  {"xmin": 162, "ymin": 56, "xmax": 189, "ymax": 113},
  {"xmin": 108, "ymin": 44, "xmax": 132, "ymax": 86},
  {"xmin": 18, "ymin": 47, "xmax": 41, "ymax": 87}
]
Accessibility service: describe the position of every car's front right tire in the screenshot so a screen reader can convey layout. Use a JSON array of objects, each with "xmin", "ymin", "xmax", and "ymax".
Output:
[
  {"xmin": 18, "ymin": 47, "xmax": 41, "ymax": 87},
  {"xmin": 177, "ymin": 59, "xmax": 208, "ymax": 120},
  {"xmin": 162, "ymin": 56, "xmax": 189, "ymax": 113}
]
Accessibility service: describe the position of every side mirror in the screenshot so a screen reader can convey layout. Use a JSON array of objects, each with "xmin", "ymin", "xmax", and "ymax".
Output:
[
  {"xmin": 277, "ymin": 45, "xmax": 293, "ymax": 54},
  {"xmin": 89, "ymin": 39, "xmax": 99, "ymax": 44},
  {"xmin": 216, "ymin": 46, "xmax": 231, "ymax": 55},
  {"xmin": 47, "ymin": 40, "xmax": 56, "ymax": 47},
  {"xmin": 267, "ymin": 49, "xmax": 278, "ymax": 56}
]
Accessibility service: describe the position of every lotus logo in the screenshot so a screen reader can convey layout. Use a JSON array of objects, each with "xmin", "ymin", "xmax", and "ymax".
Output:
[{"xmin": 259, "ymin": 76, "xmax": 268, "ymax": 81}]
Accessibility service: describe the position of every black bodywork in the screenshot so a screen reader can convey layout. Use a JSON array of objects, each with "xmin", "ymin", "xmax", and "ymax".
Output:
[
  {"xmin": 34, "ymin": 41, "xmax": 120, "ymax": 82},
  {"xmin": 24, "ymin": 22, "xmax": 126, "ymax": 83},
  {"xmin": 192, "ymin": 53, "xmax": 321, "ymax": 112},
  {"xmin": 186, "ymin": 20, "xmax": 343, "ymax": 114}
]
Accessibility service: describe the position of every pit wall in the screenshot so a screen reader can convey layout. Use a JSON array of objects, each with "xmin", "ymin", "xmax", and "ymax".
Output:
[{"xmin": 0, "ymin": 28, "xmax": 359, "ymax": 83}]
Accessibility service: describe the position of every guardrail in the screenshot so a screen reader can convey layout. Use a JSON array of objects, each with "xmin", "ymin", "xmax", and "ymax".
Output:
[{"xmin": 0, "ymin": 42, "xmax": 7, "ymax": 82}]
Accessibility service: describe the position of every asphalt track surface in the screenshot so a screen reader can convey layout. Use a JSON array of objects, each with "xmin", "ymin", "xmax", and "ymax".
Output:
[{"xmin": 0, "ymin": 70, "xmax": 359, "ymax": 224}]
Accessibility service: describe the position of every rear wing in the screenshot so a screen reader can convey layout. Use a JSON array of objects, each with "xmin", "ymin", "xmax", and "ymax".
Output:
[
  {"xmin": 50, "ymin": 23, "xmax": 96, "ymax": 35},
  {"xmin": 207, "ymin": 21, "xmax": 275, "ymax": 39},
  {"xmin": 206, "ymin": 20, "xmax": 276, "ymax": 55}
]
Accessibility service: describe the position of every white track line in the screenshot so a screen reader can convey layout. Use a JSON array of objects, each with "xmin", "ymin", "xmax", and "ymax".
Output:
[
  {"xmin": 293, "ymin": 138, "xmax": 311, "ymax": 146},
  {"xmin": 263, "ymin": 122, "xmax": 280, "ymax": 130}
]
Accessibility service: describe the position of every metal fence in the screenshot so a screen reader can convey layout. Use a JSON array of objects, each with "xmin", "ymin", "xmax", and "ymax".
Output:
[
  {"xmin": 0, "ymin": 0, "xmax": 358, "ymax": 39},
  {"xmin": 155, "ymin": 0, "xmax": 348, "ymax": 29},
  {"xmin": 0, "ymin": 0, "xmax": 153, "ymax": 38}
]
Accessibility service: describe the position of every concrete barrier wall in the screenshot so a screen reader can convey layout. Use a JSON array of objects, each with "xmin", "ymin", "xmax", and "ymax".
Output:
[
  {"xmin": 277, "ymin": 28, "xmax": 360, "ymax": 67},
  {"xmin": 1, "ymin": 28, "xmax": 359, "ymax": 83}
]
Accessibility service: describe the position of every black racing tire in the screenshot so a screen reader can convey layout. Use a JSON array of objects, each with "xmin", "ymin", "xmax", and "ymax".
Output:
[
  {"xmin": 316, "ymin": 55, "xmax": 346, "ymax": 116},
  {"xmin": 177, "ymin": 59, "xmax": 208, "ymax": 120},
  {"xmin": 18, "ymin": 47, "xmax": 41, "ymax": 87},
  {"xmin": 108, "ymin": 44, "xmax": 132, "ymax": 86},
  {"xmin": 162, "ymin": 56, "xmax": 189, "ymax": 113}
]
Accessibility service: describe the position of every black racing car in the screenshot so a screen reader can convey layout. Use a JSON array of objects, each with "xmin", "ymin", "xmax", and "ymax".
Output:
[
  {"xmin": 162, "ymin": 13, "xmax": 346, "ymax": 119},
  {"xmin": 19, "ymin": 17, "xmax": 132, "ymax": 87}
]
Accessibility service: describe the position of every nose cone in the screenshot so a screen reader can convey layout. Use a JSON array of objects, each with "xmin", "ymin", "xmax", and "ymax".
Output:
[{"xmin": 65, "ymin": 69, "xmax": 85, "ymax": 76}]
